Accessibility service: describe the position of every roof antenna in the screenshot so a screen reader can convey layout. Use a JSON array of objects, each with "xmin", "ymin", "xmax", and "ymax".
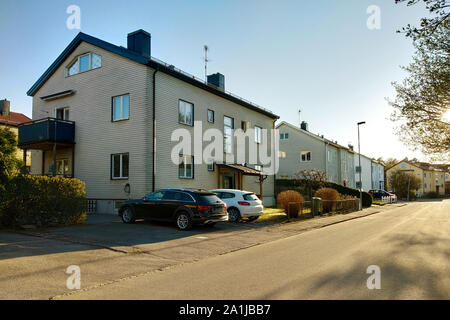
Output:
[
  {"xmin": 298, "ymin": 109, "xmax": 302, "ymax": 127},
  {"xmin": 204, "ymin": 45, "xmax": 209, "ymax": 82}
]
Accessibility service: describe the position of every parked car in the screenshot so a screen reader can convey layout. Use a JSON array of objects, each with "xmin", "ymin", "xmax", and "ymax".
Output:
[
  {"xmin": 118, "ymin": 188, "xmax": 228, "ymax": 230},
  {"xmin": 210, "ymin": 189, "xmax": 263, "ymax": 222},
  {"xmin": 369, "ymin": 189, "xmax": 397, "ymax": 203}
]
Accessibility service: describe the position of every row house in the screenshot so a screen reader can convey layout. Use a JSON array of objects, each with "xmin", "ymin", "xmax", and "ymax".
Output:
[{"xmin": 19, "ymin": 30, "xmax": 279, "ymax": 213}]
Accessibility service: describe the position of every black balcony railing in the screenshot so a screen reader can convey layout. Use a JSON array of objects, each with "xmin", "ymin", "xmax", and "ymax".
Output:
[{"xmin": 18, "ymin": 118, "xmax": 75, "ymax": 149}]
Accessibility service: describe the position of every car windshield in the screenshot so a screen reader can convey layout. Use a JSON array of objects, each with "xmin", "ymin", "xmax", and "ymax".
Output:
[
  {"xmin": 243, "ymin": 193, "xmax": 259, "ymax": 201},
  {"xmin": 198, "ymin": 194, "xmax": 222, "ymax": 205}
]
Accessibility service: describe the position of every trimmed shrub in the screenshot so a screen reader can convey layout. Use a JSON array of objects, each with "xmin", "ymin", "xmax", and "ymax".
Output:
[
  {"xmin": 424, "ymin": 191, "xmax": 439, "ymax": 199},
  {"xmin": 0, "ymin": 175, "xmax": 86, "ymax": 227},
  {"xmin": 277, "ymin": 190, "xmax": 304, "ymax": 218},
  {"xmin": 276, "ymin": 179, "xmax": 373, "ymax": 208},
  {"xmin": 314, "ymin": 188, "xmax": 339, "ymax": 213}
]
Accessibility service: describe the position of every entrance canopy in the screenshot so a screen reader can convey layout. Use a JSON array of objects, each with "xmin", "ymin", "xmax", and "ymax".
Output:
[{"xmin": 216, "ymin": 164, "xmax": 265, "ymax": 200}]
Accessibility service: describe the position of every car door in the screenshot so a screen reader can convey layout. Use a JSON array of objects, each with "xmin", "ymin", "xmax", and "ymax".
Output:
[
  {"xmin": 137, "ymin": 191, "xmax": 165, "ymax": 219},
  {"xmin": 159, "ymin": 191, "xmax": 184, "ymax": 220}
]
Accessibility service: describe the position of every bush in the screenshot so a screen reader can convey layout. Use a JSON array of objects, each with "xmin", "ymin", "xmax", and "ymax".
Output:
[
  {"xmin": 0, "ymin": 175, "xmax": 87, "ymax": 227},
  {"xmin": 276, "ymin": 190, "xmax": 304, "ymax": 218},
  {"xmin": 276, "ymin": 179, "xmax": 373, "ymax": 207},
  {"xmin": 314, "ymin": 188, "xmax": 339, "ymax": 213},
  {"xmin": 424, "ymin": 191, "xmax": 439, "ymax": 199}
]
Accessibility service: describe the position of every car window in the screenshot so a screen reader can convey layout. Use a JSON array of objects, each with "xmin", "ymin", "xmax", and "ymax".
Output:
[
  {"xmin": 180, "ymin": 193, "xmax": 194, "ymax": 202},
  {"xmin": 221, "ymin": 192, "xmax": 235, "ymax": 199},
  {"xmin": 145, "ymin": 191, "xmax": 164, "ymax": 200},
  {"xmin": 198, "ymin": 194, "xmax": 222, "ymax": 205},
  {"xmin": 163, "ymin": 191, "xmax": 183, "ymax": 200},
  {"xmin": 243, "ymin": 193, "xmax": 259, "ymax": 201}
]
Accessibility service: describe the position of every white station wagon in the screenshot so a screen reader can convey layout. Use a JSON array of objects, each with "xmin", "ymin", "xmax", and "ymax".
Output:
[{"xmin": 210, "ymin": 189, "xmax": 264, "ymax": 222}]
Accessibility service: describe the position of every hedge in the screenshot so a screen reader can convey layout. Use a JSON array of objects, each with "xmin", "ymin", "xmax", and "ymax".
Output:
[
  {"xmin": 276, "ymin": 179, "xmax": 373, "ymax": 208},
  {"xmin": 0, "ymin": 175, "xmax": 87, "ymax": 227}
]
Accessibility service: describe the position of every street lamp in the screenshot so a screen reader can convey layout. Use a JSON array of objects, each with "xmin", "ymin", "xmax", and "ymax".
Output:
[{"xmin": 357, "ymin": 121, "xmax": 366, "ymax": 210}]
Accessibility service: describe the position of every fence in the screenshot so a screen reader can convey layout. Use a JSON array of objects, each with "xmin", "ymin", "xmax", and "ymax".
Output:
[{"xmin": 286, "ymin": 198, "xmax": 357, "ymax": 218}]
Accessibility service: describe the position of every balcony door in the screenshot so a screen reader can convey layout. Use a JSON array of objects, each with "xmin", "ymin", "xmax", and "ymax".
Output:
[{"xmin": 56, "ymin": 107, "xmax": 70, "ymax": 120}]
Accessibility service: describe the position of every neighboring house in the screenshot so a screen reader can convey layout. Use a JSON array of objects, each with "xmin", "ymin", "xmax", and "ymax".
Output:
[
  {"xmin": 20, "ymin": 30, "xmax": 279, "ymax": 213},
  {"xmin": 276, "ymin": 121, "xmax": 355, "ymax": 187},
  {"xmin": 276, "ymin": 121, "xmax": 326, "ymax": 179},
  {"xmin": 371, "ymin": 159, "xmax": 385, "ymax": 190},
  {"xmin": 431, "ymin": 164, "xmax": 450, "ymax": 194},
  {"xmin": 386, "ymin": 160, "xmax": 445, "ymax": 196},
  {"xmin": 0, "ymin": 99, "xmax": 31, "ymax": 168},
  {"xmin": 354, "ymin": 153, "xmax": 372, "ymax": 191}
]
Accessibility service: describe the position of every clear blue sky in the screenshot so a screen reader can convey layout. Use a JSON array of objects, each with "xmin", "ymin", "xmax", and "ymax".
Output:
[{"xmin": 0, "ymin": 0, "xmax": 428, "ymax": 161}]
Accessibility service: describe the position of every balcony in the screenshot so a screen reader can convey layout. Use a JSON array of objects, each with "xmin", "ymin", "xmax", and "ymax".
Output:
[{"xmin": 18, "ymin": 118, "xmax": 75, "ymax": 150}]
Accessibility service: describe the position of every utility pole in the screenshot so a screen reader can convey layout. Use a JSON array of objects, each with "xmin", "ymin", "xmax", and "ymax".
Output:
[{"xmin": 357, "ymin": 121, "xmax": 366, "ymax": 210}]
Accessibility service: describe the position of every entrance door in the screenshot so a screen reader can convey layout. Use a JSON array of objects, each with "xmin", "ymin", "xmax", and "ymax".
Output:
[
  {"xmin": 436, "ymin": 186, "xmax": 440, "ymax": 193},
  {"xmin": 222, "ymin": 172, "xmax": 235, "ymax": 189}
]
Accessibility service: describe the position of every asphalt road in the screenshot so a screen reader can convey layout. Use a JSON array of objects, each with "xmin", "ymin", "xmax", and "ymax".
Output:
[{"xmin": 58, "ymin": 199, "xmax": 450, "ymax": 300}]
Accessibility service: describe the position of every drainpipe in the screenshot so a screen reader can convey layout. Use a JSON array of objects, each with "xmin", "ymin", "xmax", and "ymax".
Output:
[
  {"xmin": 152, "ymin": 68, "xmax": 158, "ymax": 192},
  {"xmin": 273, "ymin": 119, "xmax": 277, "ymax": 206}
]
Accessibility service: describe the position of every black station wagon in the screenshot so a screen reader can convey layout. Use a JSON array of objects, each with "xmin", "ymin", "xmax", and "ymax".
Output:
[{"xmin": 118, "ymin": 188, "xmax": 228, "ymax": 230}]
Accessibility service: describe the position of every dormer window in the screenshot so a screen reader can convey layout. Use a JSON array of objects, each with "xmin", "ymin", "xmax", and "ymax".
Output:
[{"xmin": 66, "ymin": 53, "xmax": 102, "ymax": 76}]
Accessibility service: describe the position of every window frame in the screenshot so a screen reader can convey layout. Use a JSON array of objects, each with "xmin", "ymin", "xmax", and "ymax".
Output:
[
  {"xmin": 207, "ymin": 109, "xmax": 215, "ymax": 123},
  {"xmin": 207, "ymin": 161, "xmax": 215, "ymax": 171},
  {"xmin": 111, "ymin": 94, "xmax": 130, "ymax": 122},
  {"xmin": 111, "ymin": 153, "xmax": 129, "ymax": 180},
  {"xmin": 66, "ymin": 52, "xmax": 102, "ymax": 77},
  {"xmin": 223, "ymin": 115, "xmax": 234, "ymax": 154},
  {"xmin": 300, "ymin": 151, "xmax": 311, "ymax": 162},
  {"xmin": 178, "ymin": 154, "xmax": 194, "ymax": 179},
  {"xmin": 56, "ymin": 159, "xmax": 69, "ymax": 176},
  {"xmin": 55, "ymin": 107, "xmax": 70, "ymax": 120},
  {"xmin": 178, "ymin": 100, "xmax": 194, "ymax": 126},
  {"xmin": 255, "ymin": 126, "xmax": 262, "ymax": 144}
]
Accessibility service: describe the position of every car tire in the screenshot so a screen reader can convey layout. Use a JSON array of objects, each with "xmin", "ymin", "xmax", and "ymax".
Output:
[
  {"xmin": 121, "ymin": 207, "xmax": 136, "ymax": 224},
  {"xmin": 175, "ymin": 212, "xmax": 193, "ymax": 231},
  {"xmin": 228, "ymin": 207, "xmax": 241, "ymax": 223}
]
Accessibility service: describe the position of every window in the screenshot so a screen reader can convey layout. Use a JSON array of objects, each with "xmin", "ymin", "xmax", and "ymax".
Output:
[
  {"xmin": 111, "ymin": 153, "xmax": 129, "ymax": 179},
  {"xmin": 145, "ymin": 191, "xmax": 165, "ymax": 201},
  {"xmin": 112, "ymin": 95, "xmax": 130, "ymax": 121},
  {"xmin": 280, "ymin": 133, "xmax": 289, "ymax": 140},
  {"xmin": 301, "ymin": 151, "xmax": 311, "ymax": 162},
  {"xmin": 224, "ymin": 116, "xmax": 234, "ymax": 154},
  {"xmin": 255, "ymin": 126, "xmax": 262, "ymax": 144},
  {"xmin": 401, "ymin": 163, "xmax": 406, "ymax": 168},
  {"xmin": 278, "ymin": 151, "xmax": 286, "ymax": 158},
  {"xmin": 221, "ymin": 192, "xmax": 235, "ymax": 199},
  {"xmin": 241, "ymin": 121, "xmax": 250, "ymax": 131},
  {"xmin": 178, "ymin": 100, "xmax": 194, "ymax": 126},
  {"xmin": 179, "ymin": 155, "xmax": 194, "ymax": 179},
  {"xmin": 163, "ymin": 191, "xmax": 193, "ymax": 201},
  {"xmin": 207, "ymin": 161, "xmax": 215, "ymax": 171},
  {"xmin": 356, "ymin": 181, "xmax": 361, "ymax": 189},
  {"xmin": 66, "ymin": 52, "xmax": 102, "ymax": 76},
  {"xmin": 56, "ymin": 159, "xmax": 69, "ymax": 176},
  {"xmin": 207, "ymin": 109, "xmax": 214, "ymax": 123},
  {"xmin": 255, "ymin": 165, "xmax": 262, "ymax": 171},
  {"xmin": 55, "ymin": 107, "xmax": 69, "ymax": 120},
  {"xmin": 356, "ymin": 166, "xmax": 361, "ymax": 173},
  {"xmin": 424, "ymin": 173, "xmax": 427, "ymax": 178}
]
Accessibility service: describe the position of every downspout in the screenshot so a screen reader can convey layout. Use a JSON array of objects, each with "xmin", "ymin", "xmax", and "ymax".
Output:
[
  {"xmin": 152, "ymin": 68, "xmax": 158, "ymax": 192},
  {"xmin": 273, "ymin": 119, "xmax": 277, "ymax": 205}
]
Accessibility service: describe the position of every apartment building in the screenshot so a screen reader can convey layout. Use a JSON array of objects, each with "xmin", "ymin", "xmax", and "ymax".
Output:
[
  {"xmin": 371, "ymin": 160, "xmax": 385, "ymax": 190},
  {"xmin": 0, "ymin": 99, "xmax": 31, "ymax": 168},
  {"xmin": 276, "ymin": 121, "xmax": 355, "ymax": 187},
  {"xmin": 386, "ymin": 160, "xmax": 445, "ymax": 196},
  {"xmin": 354, "ymin": 152, "xmax": 372, "ymax": 191},
  {"xmin": 19, "ymin": 30, "xmax": 279, "ymax": 213}
]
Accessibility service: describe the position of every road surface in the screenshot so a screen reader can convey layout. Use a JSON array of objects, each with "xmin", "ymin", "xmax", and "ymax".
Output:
[{"xmin": 58, "ymin": 200, "xmax": 450, "ymax": 299}]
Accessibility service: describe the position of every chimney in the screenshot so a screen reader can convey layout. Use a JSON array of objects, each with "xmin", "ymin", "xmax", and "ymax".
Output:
[
  {"xmin": 127, "ymin": 29, "xmax": 151, "ymax": 58},
  {"xmin": 348, "ymin": 144, "xmax": 354, "ymax": 151},
  {"xmin": 300, "ymin": 121, "xmax": 308, "ymax": 131},
  {"xmin": 207, "ymin": 73, "xmax": 225, "ymax": 91},
  {"xmin": 0, "ymin": 99, "xmax": 10, "ymax": 117}
]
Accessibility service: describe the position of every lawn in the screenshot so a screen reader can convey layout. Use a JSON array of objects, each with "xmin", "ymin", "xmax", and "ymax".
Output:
[{"xmin": 258, "ymin": 207, "xmax": 313, "ymax": 224}]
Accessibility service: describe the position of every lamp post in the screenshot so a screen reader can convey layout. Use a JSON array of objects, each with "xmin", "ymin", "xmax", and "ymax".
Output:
[{"xmin": 357, "ymin": 121, "xmax": 366, "ymax": 210}]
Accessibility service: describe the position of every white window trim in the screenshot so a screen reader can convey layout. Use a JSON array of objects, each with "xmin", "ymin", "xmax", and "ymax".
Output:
[
  {"xmin": 301, "ymin": 151, "xmax": 311, "ymax": 162},
  {"xmin": 112, "ymin": 153, "xmax": 129, "ymax": 180},
  {"xmin": 55, "ymin": 107, "xmax": 70, "ymax": 120},
  {"xmin": 179, "ymin": 155, "xmax": 194, "ymax": 179},
  {"xmin": 112, "ymin": 95, "xmax": 130, "ymax": 121},
  {"xmin": 66, "ymin": 52, "xmax": 101, "ymax": 77},
  {"xmin": 224, "ymin": 116, "xmax": 234, "ymax": 154}
]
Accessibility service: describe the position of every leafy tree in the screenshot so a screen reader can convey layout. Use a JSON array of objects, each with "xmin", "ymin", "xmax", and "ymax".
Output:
[
  {"xmin": 388, "ymin": 169, "xmax": 421, "ymax": 199},
  {"xmin": 391, "ymin": 0, "xmax": 450, "ymax": 160},
  {"xmin": 0, "ymin": 127, "xmax": 21, "ymax": 185}
]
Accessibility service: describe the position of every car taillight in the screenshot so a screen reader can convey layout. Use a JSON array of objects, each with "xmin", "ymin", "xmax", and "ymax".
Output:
[
  {"xmin": 198, "ymin": 205, "xmax": 213, "ymax": 211},
  {"xmin": 238, "ymin": 201, "xmax": 250, "ymax": 206}
]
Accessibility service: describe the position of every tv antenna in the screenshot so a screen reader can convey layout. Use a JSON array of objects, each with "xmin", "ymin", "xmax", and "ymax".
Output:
[
  {"xmin": 298, "ymin": 109, "xmax": 302, "ymax": 127},
  {"xmin": 204, "ymin": 45, "xmax": 209, "ymax": 82}
]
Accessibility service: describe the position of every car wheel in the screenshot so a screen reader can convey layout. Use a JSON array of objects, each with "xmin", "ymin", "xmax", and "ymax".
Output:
[
  {"xmin": 228, "ymin": 208, "xmax": 241, "ymax": 223},
  {"xmin": 121, "ymin": 207, "xmax": 135, "ymax": 224},
  {"xmin": 175, "ymin": 212, "xmax": 192, "ymax": 231}
]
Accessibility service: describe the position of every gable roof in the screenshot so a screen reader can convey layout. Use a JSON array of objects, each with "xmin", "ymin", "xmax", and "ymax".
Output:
[
  {"xmin": 276, "ymin": 121, "xmax": 326, "ymax": 143},
  {"xmin": 387, "ymin": 159, "xmax": 444, "ymax": 172},
  {"xmin": 0, "ymin": 111, "xmax": 31, "ymax": 127},
  {"xmin": 27, "ymin": 32, "xmax": 279, "ymax": 120}
]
